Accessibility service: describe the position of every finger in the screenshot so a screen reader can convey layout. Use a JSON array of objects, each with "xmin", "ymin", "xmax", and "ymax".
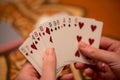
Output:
[
  {"xmin": 41, "ymin": 48, "xmax": 56, "ymax": 80},
  {"xmin": 84, "ymin": 68, "xmax": 94, "ymax": 77},
  {"xmin": 78, "ymin": 42, "xmax": 117, "ymax": 64},
  {"xmin": 16, "ymin": 61, "xmax": 39, "ymax": 80},
  {"xmin": 58, "ymin": 73, "xmax": 74, "ymax": 80},
  {"xmin": 21, "ymin": 61, "xmax": 39, "ymax": 75},
  {"xmin": 100, "ymin": 36, "xmax": 114, "ymax": 49},
  {"xmin": 74, "ymin": 62, "xmax": 86, "ymax": 69},
  {"xmin": 100, "ymin": 36, "xmax": 120, "ymax": 54}
]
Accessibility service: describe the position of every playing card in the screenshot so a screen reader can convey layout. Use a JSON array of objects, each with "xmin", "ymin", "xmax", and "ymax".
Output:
[
  {"xmin": 19, "ymin": 37, "xmax": 42, "ymax": 74},
  {"xmin": 30, "ymin": 28, "xmax": 45, "ymax": 49},
  {"xmin": 47, "ymin": 17, "xmax": 78, "ymax": 67},
  {"xmin": 73, "ymin": 16, "xmax": 103, "ymax": 64},
  {"xmin": 36, "ymin": 16, "xmax": 66, "ymax": 66},
  {"xmin": 30, "ymin": 30, "xmax": 46, "ymax": 67},
  {"xmin": 39, "ymin": 18, "xmax": 66, "ymax": 75},
  {"xmin": 75, "ymin": 16, "xmax": 103, "ymax": 47},
  {"xmin": 31, "ymin": 19, "xmax": 66, "ymax": 76}
]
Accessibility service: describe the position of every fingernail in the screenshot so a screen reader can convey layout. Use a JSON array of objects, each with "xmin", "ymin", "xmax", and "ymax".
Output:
[{"xmin": 78, "ymin": 41, "xmax": 88, "ymax": 48}]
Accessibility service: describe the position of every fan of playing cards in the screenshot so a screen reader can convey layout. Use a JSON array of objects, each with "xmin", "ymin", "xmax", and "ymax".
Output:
[{"xmin": 19, "ymin": 15, "xmax": 103, "ymax": 76}]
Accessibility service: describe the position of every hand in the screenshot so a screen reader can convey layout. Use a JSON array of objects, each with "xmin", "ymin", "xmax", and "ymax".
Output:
[
  {"xmin": 16, "ymin": 48, "xmax": 74, "ymax": 80},
  {"xmin": 75, "ymin": 36, "xmax": 120, "ymax": 80},
  {"xmin": 16, "ymin": 48, "xmax": 56, "ymax": 80}
]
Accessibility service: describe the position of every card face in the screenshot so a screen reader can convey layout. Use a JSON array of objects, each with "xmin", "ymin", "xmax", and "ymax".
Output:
[
  {"xmin": 30, "ymin": 18, "xmax": 64, "ymax": 75},
  {"xmin": 29, "ymin": 29, "xmax": 44, "ymax": 66},
  {"xmin": 19, "ymin": 38, "xmax": 42, "ymax": 74},
  {"xmin": 76, "ymin": 17, "xmax": 103, "ymax": 47},
  {"xmin": 38, "ymin": 17, "xmax": 66, "ymax": 66},
  {"xmin": 30, "ymin": 28, "xmax": 46, "ymax": 51},
  {"xmin": 74, "ymin": 16, "xmax": 103, "ymax": 64},
  {"xmin": 39, "ymin": 23, "xmax": 54, "ymax": 48},
  {"xmin": 46, "ymin": 17, "xmax": 68, "ymax": 67},
  {"xmin": 40, "ymin": 18, "xmax": 66, "ymax": 73},
  {"xmin": 63, "ymin": 16, "xmax": 91, "ymax": 65},
  {"xmin": 19, "ymin": 15, "xmax": 103, "ymax": 76}
]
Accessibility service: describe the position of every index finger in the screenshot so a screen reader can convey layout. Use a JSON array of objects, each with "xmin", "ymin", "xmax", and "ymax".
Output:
[{"xmin": 100, "ymin": 36, "xmax": 117, "ymax": 50}]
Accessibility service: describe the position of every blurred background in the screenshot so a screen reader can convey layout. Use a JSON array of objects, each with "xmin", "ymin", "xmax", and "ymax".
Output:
[{"xmin": 0, "ymin": 0, "xmax": 120, "ymax": 80}]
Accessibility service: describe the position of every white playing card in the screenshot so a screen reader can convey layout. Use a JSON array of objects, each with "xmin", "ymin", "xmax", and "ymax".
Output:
[
  {"xmin": 39, "ymin": 18, "xmax": 66, "ymax": 75},
  {"xmin": 34, "ymin": 16, "xmax": 70, "ymax": 76},
  {"xmin": 30, "ymin": 28, "xmax": 45, "ymax": 49},
  {"xmin": 72, "ymin": 16, "xmax": 103, "ymax": 64},
  {"xmin": 48, "ymin": 17, "xmax": 79, "ymax": 67},
  {"xmin": 75, "ymin": 16, "xmax": 103, "ymax": 47},
  {"xmin": 30, "ymin": 32, "xmax": 45, "ymax": 68},
  {"xmin": 19, "ymin": 37, "xmax": 42, "ymax": 74},
  {"xmin": 39, "ymin": 23, "xmax": 54, "ymax": 48},
  {"xmin": 62, "ymin": 16, "xmax": 93, "ymax": 65},
  {"xmin": 31, "ymin": 28, "xmax": 64, "ymax": 77}
]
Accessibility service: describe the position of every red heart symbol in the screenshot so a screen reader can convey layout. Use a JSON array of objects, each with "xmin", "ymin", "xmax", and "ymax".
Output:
[
  {"xmin": 75, "ymin": 50, "xmax": 80, "ymax": 57},
  {"xmin": 31, "ymin": 43, "xmax": 37, "ymax": 50},
  {"xmin": 77, "ymin": 35, "xmax": 82, "ymax": 42},
  {"xmin": 50, "ymin": 36, "xmax": 53, "ymax": 43},
  {"xmin": 46, "ymin": 27, "xmax": 50, "ymax": 34},
  {"xmin": 89, "ymin": 38, "xmax": 94, "ymax": 45},
  {"xmin": 78, "ymin": 22, "xmax": 84, "ymax": 29},
  {"xmin": 91, "ymin": 25, "xmax": 96, "ymax": 32}
]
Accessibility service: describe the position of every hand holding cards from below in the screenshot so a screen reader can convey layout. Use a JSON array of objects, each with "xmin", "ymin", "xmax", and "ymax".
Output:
[
  {"xmin": 16, "ymin": 48, "xmax": 56, "ymax": 80},
  {"xmin": 16, "ymin": 48, "xmax": 74, "ymax": 80},
  {"xmin": 75, "ymin": 36, "xmax": 120, "ymax": 80}
]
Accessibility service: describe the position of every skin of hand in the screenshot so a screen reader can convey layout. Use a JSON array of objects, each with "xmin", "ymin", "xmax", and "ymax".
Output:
[
  {"xmin": 16, "ymin": 48, "xmax": 56, "ymax": 80},
  {"xmin": 16, "ymin": 48, "xmax": 74, "ymax": 80},
  {"xmin": 75, "ymin": 36, "xmax": 120, "ymax": 80}
]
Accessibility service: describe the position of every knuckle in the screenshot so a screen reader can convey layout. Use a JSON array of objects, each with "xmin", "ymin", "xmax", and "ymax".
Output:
[{"xmin": 87, "ymin": 47, "xmax": 97, "ymax": 57}]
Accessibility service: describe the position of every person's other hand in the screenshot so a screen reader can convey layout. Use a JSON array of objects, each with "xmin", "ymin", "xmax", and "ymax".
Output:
[{"xmin": 75, "ymin": 36, "xmax": 120, "ymax": 80}]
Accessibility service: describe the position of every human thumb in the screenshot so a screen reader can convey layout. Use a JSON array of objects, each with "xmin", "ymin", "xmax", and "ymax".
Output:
[
  {"xmin": 78, "ymin": 42, "xmax": 117, "ymax": 64},
  {"xmin": 40, "ymin": 48, "xmax": 56, "ymax": 80}
]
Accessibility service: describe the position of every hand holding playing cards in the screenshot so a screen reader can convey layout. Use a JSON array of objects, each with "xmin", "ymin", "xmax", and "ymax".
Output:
[
  {"xmin": 75, "ymin": 36, "xmax": 120, "ymax": 80},
  {"xmin": 16, "ymin": 48, "xmax": 56, "ymax": 80},
  {"xmin": 19, "ymin": 15, "xmax": 104, "ymax": 76},
  {"xmin": 16, "ymin": 48, "xmax": 74, "ymax": 80}
]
